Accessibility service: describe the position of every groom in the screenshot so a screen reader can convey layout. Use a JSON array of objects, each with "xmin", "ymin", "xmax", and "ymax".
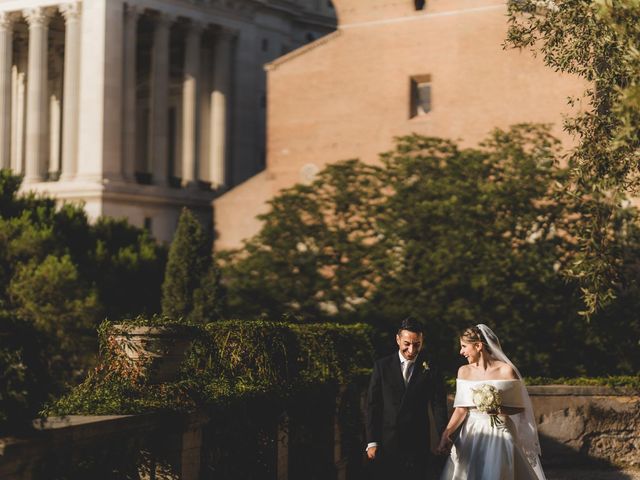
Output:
[{"xmin": 365, "ymin": 318, "xmax": 448, "ymax": 479}]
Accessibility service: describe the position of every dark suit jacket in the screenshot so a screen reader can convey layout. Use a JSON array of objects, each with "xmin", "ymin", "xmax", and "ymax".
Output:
[{"xmin": 366, "ymin": 351, "xmax": 448, "ymax": 459}]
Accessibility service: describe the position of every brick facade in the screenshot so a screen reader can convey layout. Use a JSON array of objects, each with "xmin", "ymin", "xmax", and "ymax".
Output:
[{"xmin": 214, "ymin": 0, "xmax": 585, "ymax": 250}]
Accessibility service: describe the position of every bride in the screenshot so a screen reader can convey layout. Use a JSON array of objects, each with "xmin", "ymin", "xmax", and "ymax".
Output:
[{"xmin": 438, "ymin": 325, "xmax": 546, "ymax": 480}]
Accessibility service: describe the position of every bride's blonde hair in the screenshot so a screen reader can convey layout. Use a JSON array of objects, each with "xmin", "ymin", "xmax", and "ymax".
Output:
[{"xmin": 460, "ymin": 326, "xmax": 493, "ymax": 354}]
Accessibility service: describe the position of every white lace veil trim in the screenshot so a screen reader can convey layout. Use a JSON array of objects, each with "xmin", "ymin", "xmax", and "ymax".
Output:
[{"xmin": 476, "ymin": 324, "xmax": 546, "ymax": 480}]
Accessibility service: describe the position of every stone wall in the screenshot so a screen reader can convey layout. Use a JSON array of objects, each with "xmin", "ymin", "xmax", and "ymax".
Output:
[
  {"xmin": 529, "ymin": 385, "xmax": 640, "ymax": 468},
  {"xmin": 1, "ymin": 386, "xmax": 638, "ymax": 479}
]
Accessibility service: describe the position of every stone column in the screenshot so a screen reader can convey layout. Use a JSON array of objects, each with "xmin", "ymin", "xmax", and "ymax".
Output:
[
  {"xmin": 122, "ymin": 4, "xmax": 138, "ymax": 182},
  {"xmin": 181, "ymin": 21, "xmax": 202, "ymax": 186},
  {"xmin": 179, "ymin": 416, "xmax": 205, "ymax": 480},
  {"xmin": 11, "ymin": 46, "xmax": 26, "ymax": 174},
  {"xmin": 0, "ymin": 13, "xmax": 13, "ymax": 170},
  {"xmin": 60, "ymin": 2, "xmax": 81, "ymax": 180},
  {"xmin": 148, "ymin": 12, "xmax": 172, "ymax": 187},
  {"xmin": 76, "ymin": 0, "xmax": 124, "ymax": 182},
  {"xmin": 23, "ymin": 7, "xmax": 49, "ymax": 183},
  {"xmin": 210, "ymin": 28, "xmax": 233, "ymax": 188},
  {"xmin": 197, "ymin": 38, "xmax": 212, "ymax": 182},
  {"xmin": 48, "ymin": 48, "xmax": 62, "ymax": 180}
]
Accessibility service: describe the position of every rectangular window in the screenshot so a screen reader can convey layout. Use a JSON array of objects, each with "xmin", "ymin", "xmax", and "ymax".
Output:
[{"xmin": 410, "ymin": 74, "xmax": 432, "ymax": 118}]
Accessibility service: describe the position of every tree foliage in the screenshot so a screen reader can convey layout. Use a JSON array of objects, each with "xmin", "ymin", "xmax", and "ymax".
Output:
[
  {"xmin": 221, "ymin": 160, "xmax": 387, "ymax": 320},
  {"xmin": 162, "ymin": 208, "xmax": 223, "ymax": 323},
  {"xmin": 0, "ymin": 170, "xmax": 166, "ymax": 428},
  {"xmin": 505, "ymin": 0, "xmax": 640, "ymax": 313},
  {"xmin": 223, "ymin": 125, "xmax": 640, "ymax": 377},
  {"xmin": 8, "ymin": 254, "xmax": 99, "ymax": 345}
]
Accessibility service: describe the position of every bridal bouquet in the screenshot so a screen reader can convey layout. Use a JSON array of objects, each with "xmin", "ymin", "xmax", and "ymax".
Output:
[{"xmin": 471, "ymin": 384, "xmax": 504, "ymax": 428}]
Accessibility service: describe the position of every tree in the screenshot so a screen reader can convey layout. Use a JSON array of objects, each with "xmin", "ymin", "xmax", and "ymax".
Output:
[
  {"xmin": 162, "ymin": 208, "xmax": 223, "ymax": 323},
  {"xmin": 0, "ymin": 170, "xmax": 166, "ymax": 427},
  {"xmin": 222, "ymin": 160, "xmax": 387, "ymax": 321},
  {"xmin": 90, "ymin": 217, "xmax": 166, "ymax": 320},
  {"xmin": 8, "ymin": 254, "xmax": 99, "ymax": 345},
  {"xmin": 0, "ymin": 313, "xmax": 52, "ymax": 432},
  {"xmin": 505, "ymin": 0, "xmax": 640, "ymax": 313},
  {"xmin": 223, "ymin": 125, "xmax": 640, "ymax": 376},
  {"xmin": 191, "ymin": 263, "xmax": 226, "ymax": 324}
]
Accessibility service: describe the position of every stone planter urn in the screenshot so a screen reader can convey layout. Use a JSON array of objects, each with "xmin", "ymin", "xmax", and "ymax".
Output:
[{"xmin": 110, "ymin": 324, "xmax": 196, "ymax": 384}]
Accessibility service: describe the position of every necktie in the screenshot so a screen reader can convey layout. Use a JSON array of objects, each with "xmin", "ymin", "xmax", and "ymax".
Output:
[{"xmin": 402, "ymin": 360, "xmax": 413, "ymax": 386}]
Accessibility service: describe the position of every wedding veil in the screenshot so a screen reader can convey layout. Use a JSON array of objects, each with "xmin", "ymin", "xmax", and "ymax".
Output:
[{"xmin": 476, "ymin": 324, "xmax": 546, "ymax": 480}]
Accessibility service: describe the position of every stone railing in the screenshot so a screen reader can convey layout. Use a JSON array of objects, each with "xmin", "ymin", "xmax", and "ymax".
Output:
[
  {"xmin": 1, "ymin": 385, "xmax": 638, "ymax": 479},
  {"xmin": 0, "ymin": 413, "xmax": 209, "ymax": 480},
  {"xmin": 0, "ymin": 387, "xmax": 361, "ymax": 480},
  {"xmin": 529, "ymin": 385, "xmax": 640, "ymax": 468}
]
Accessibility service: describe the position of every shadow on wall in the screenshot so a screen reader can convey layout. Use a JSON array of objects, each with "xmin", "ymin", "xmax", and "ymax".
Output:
[
  {"xmin": 539, "ymin": 432, "xmax": 638, "ymax": 479},
  {"xmin": 530, "ymin": 386, "xmax": 640, "ymax": 470}
]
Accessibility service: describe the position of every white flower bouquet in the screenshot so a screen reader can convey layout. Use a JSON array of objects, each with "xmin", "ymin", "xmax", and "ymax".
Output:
[{"xmin": 471, "ymin": 384, "xmax": 504, "ymax": 428}]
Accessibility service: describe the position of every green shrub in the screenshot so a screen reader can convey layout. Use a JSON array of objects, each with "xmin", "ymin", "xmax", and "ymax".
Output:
[
  {"xmin": 524, "ymin": 376, "xmax": 640, "ymax": 390},
  {"xmin": 0, "ymin": 314, "xmax": 53, "ymax": 432},
  {"xmin": 45, "ymin": 320, "xmax": 373, "ymax": 416},
  {"xmin": 161, "ymin": 208, "xmax": 223, "ymax": 324}
]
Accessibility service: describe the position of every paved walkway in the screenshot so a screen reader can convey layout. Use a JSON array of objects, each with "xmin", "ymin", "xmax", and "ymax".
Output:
[{"xmin": 547, "ymin": 468, "xmax": 640, "ymax": 480}]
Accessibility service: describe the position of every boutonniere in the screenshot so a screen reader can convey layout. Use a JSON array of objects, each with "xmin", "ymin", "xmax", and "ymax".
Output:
[{"xmin": 421, "ymin": 361, "xmax": 430, "ymax": 372}]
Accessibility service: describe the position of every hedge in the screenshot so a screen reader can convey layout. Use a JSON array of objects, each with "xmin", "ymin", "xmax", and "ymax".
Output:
[{"xmin": 45, "ymin": 319, "xmax": 373, "ymax": 416}]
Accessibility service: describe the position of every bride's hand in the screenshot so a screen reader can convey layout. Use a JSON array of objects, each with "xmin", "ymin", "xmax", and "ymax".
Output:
[{"xmin": 437, "ymin": 432, "xmax": 453, "ymax": 455}]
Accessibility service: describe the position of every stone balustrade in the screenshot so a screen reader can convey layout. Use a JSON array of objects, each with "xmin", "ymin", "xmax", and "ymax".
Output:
[{"xmin": 1, "ymin": 385, "xmax": 638, "ymax": 479}]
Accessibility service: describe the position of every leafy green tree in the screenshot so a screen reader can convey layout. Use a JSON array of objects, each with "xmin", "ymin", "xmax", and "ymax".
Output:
[
  {"xmin": 90, "ymin": 218, "xmax": 166, "ymax": 320},
  {"xmin": 0, "ymin": 171, "xmax": 166, "ymax": 327},
  {"xmin": 223, "ymin": 125, "xmax": 640, "ymax": 376},
  {"xmin": 222, "ymin": 160, "xmax": 387, "ymax": 320},
  {"xmin": 0, "ymin": 170, "xmax": 166, "ymax": 427},
  {"xmin": 505, "ymin": 0, "xmax": 640, "ymax": 313},
  {"xmin": 162, "ymin": 208, "xmax": 222, "ymax": 323},
  {"xmin": 8, "ymin": 255, "xmax": 99, "ymax": 344},
  {"xmin": 191, "ymin": 262, "xmax": 226, "ymax": 323},
  {"xmin": 371, "ymin": 126, "xmax": 623, "ymax": 374},
  {"xmin": 0, "ymin": 313, "xmax": 52, "ymax": 432},
  {"xmin": 597, "ymin": 0, "xmax": 640, "ymax": 152}
]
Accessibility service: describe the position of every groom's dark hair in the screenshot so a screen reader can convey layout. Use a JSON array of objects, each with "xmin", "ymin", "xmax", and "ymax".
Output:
[{"xmin": 398, "ymin": 317, "xmax": 423, "ymax": 335}]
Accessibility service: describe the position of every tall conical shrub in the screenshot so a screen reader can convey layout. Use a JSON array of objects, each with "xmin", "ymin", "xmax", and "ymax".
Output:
[
  {"xmin": 191, "ymin": 262, "xmax": 225, "ymax": 322},
  {"xmin": 161, "ymin": 208, "xmax": 212, "ymax": 322}
]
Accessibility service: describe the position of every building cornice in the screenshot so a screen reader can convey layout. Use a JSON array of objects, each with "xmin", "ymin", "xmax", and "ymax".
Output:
[
  {"xmin": 20, "ymin": 179, "xmax": 218, "ymax": 207},
  {"xmin": 250, "ymin": 0, "xmax": 336, "ymax": 28},
  {"xmin": 265, "ymin": 29, "xmax": 341, "ymax": 71}
]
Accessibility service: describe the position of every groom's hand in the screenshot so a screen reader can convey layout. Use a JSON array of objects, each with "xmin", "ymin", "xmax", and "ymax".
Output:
[{"xmin": 366, "ymin": 446, "xmax": 377, "ymax": 460}]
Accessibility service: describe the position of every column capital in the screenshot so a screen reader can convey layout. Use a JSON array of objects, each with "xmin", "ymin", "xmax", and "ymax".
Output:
[
  {"xmin": 23, "ymin": 7, "xmax": 52, "ymax": 28},
  {"xmin": 0, "ymin": 12, "xmax": 16, "ymax": 31},
  {"xmin": 60, "ymin": 3, "xmax": 82, "ymax": 22}
]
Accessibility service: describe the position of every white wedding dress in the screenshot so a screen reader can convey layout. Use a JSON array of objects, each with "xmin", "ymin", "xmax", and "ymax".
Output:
[{"xmin": 440, "ymin": 379, "xmax": 546, "ymax": 480}]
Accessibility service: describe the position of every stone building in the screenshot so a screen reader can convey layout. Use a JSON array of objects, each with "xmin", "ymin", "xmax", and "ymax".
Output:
[
  {"xmin": 0, "ymin": 0, "xmax": 335, "ymax": 242},
  {"xmin": 214, "ymin": 0, "xmax": 586, "ymax": 250}
]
